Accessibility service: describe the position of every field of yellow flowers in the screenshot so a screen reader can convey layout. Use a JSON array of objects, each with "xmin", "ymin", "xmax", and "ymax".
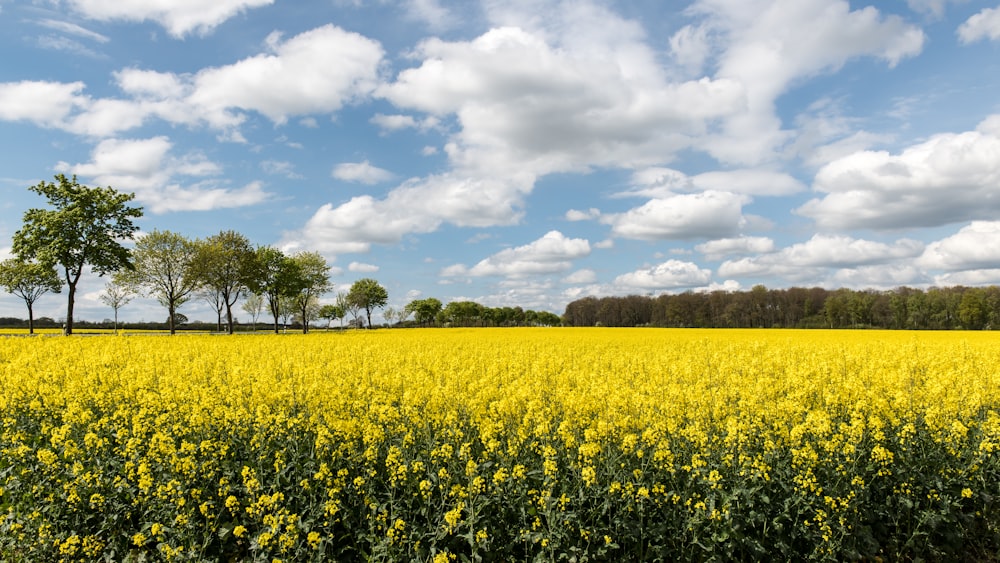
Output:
[{"xmin": 2, "ymin": 328, "xmax": 999, "ymax": 561}]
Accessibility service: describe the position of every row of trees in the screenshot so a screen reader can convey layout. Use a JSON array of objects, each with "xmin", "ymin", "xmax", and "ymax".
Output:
[
  {"xmin": 398, "ymin": 298, "xmax": 562, "ymax": 327},
  {"xmin": 0, "ymin": 175, "xmax": 395, "ymax": 335},
  {"xmin": 563, "ymin": 285, "xmax": 1000, "ymax": 330}
]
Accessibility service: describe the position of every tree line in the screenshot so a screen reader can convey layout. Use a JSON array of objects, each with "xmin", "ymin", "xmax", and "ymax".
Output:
[
  {"xmin": 0, "ymin": 175, "xmax": 391, "ymax": 335},
  {"xmin": 563, "ymin": 285, "xmax": 1000, "ymax": 330},
  {"xmin": 0, "ymin": 176, "xmax": 560, "ymax": 335}
]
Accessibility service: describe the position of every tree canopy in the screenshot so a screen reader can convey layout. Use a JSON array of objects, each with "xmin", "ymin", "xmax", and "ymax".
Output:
[
  {"xmin": 0, "ymin": 258, "xmax": 62, "ymax": 334},
  {"xmin": 348, "ymin": 278, "xmax": 388, "ymax": 329},
  {"xmin": 122, "ymin": 229, "xmax": 199, "ymax": 334},
  {"xmin": 12, "ymin": 175, "xmax": 142, "ymax": 335}
]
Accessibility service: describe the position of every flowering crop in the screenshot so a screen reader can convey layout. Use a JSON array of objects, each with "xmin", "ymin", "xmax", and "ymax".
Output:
[{"xmin": 1, "ymin": 329, "xmax": 999, "ymax": 561}]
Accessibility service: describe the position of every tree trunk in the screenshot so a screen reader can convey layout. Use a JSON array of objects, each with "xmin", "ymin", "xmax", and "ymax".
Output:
[
  {"xmin": 65, "ymin": 283, "xmax": 76, "ymax": 336},
  {"xmin": 27, "ymin": 303, "xmax": 35, "ymax": 335},
  {"xmin": 226, "ymin": 305, "xmax": 234, "ymax": 334},
  {"xmin": 168, "ymin": 303, "xmax": 176, "ymax": 335},
  {"xmin": 366, "ymin": 308, "xmax": 372, "ymax": 329}
]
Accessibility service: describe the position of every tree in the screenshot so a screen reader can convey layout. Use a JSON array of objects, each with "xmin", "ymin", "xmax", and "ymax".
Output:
[
  {"xmin": 190, "ymin": 231, "xmax": 254, "ymax": 334},
  {"xmin": 382, "ymin": 307, "xmax": 397, "ymax": 327},
  {"xmin": 405, "ymin": 297, "xmax": 442, "ymax": 326},
  {"xmin": 121, "ymin": 229, "xmax": 199, "ymax": 335},
  {"xmin": 0, "ymin": 258, "xmax": 62, "ymax": 334},
  {"xmin": 318, "ymin": 303, "xmax": 344, "ymax": 330},
  {"xmin": 242, "ymin": 293, "xmax": 265, "ymax": 332},
  {"xmin": 247, "ymin": 246, "xmax": 300, "ymax": 334},
  {"xmin": 99, "ymin": 277, "xmax": 136, "ymax": 334},
  {"xmin": 289, "ymin": 251, "xmax": 332, "ymax": 334},
  {"xmin": 12, "ymin": 175, "xmax": 142, "ymax": 335},
  {"xmin": 294, "ymin": 294, "xmax": 321, "ymax": 329},
  {"xmin": 347, "ymin": 278, "xmax": 388, "ymax": 329},
  {"xmin": 199, "ymin": 287, "xmax": 226, "ymax": 332}
]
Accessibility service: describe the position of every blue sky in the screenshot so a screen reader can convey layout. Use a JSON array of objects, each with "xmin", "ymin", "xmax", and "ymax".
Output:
[{"xmin": 1, "ymin": 0, "xmax": 1000, "ymax": 323}]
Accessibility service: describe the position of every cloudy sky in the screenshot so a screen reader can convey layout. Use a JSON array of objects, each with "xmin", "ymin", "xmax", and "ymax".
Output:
[{"xmin": 1, "ymin": 0, "xmax": 999, "ymax": 323}]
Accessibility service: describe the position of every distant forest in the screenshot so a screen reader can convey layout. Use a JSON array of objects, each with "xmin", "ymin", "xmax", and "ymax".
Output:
[{"xmin": 562, "ymin": 285, "xmax": 1000, "ymax": 330}]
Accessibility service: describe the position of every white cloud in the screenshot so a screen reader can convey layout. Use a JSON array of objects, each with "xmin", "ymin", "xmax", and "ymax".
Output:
[
  {"xmin": 66, "ymin": 0, "xmax": 274, "ymax": 38},
  {"xmin": 603, "ymin": 191, "xmax": 749, "ymax": 240},
  {"xmin": 0, "ymin": 80, "xmax": 88, "ymax": 128},
  {"xmin": 669, "ymin": 23, "xmax": 713, "ymax": 75},
  {"xmin": 378, "ymin": 22, "xmax": 745, "ymax": 178},
  {"xmin": 565, "ymin": 208, "xmax": 599, "ymax": 221},
  {"xmin": 348, "ymin": 261, "xmax": 380, "ymax": 273},
  {"xmin": 281, "ymin": 172, "xmax": 533, "ymax": 254},
  {"xmin": 831, "ymin": 264, "xmax": 926, "ymax": 289},
  {"xmin": 934, "ymin": 269, "xmax": 1000, "ymax": 287},
  {"xmin": 906, "ymin": 0, "xmax": 962, "ymax": 18},
  {"xmin": 188, "ymin": 25, "xmax": 384, "ymax": 126},
  {"xmin": 0, "ymin": 25, "xmax": 384, "ymax": 139},
  {"xmin": 332, "ymin": 160, "xmax": 394, "ymax": 184},
  {"xmin": 696, "ymin": 236, "xmax": 775, "ymax": 260},
  {"xmin": 797, "ymin": 115, "xmax": 1000, "ymax": 230},
  {"xmin": 445, "ymin": 230, "xmax": 590, "ymax": 278},
  {"xmin": 919, "ymin": 222, "xmax": 1000, "ymax": 270},
  {"xmin": 958, "ymin": 6, "xmax": 1000, "ymax": 43},
  {"xmin": 718, "ymin": 234, "xmax": 924, "ymax": 278},
  {"xmin": 55, "ymin": 136, "xmax": 270, "ymax": 213},
  {"xmin": 260, "ymin": 160, "xmax": 301, "ymax": 178},
  {"xmin": 614, "ymin": 260, "xmax": 712, "ymax": 291},
  {"xmin": 626, "ymin": 166, "xmax": 804, "ymax": 197},
  {"xmin": 688, "ymin": 0, "xmax": 924, "ymax": 164},
  {"xmin": 37, "ymin": 19, "xmax": 109, "ymax": 43},
  {"xmin": 371, "ymin": 113, "xmax": 418, "ymax": 131},
  {"xmin": 562, "ymin": 269, "xmax": 597, "ymax": 284},
  {"xmin": 404, "ymin": 0, "xmax": 453, "ymax": 31}
]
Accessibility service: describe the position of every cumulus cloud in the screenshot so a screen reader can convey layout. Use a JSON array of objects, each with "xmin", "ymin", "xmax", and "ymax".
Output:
[
  {"xmin": 565, "ymin": 208, "xmax": 600, "ymax": 221},
  {"xmin": 602, "ymin": 191, "xmax": 750, "ymax": 240},
  {"xmin": 613, "ymin": 260, "xmax": 713, "ymax": 291},
  {"xmin": 332, "ymin": 160, "xmax": 394, "ymax": 184},
  {"xmin": 797, "ymin": 115, "xmax": 1000, "ymax": 230},
  {"xmin": 718, "ymin": 234, "xmax": 924, "ymax": 278},
  {"xmin": 919, "ymin": 222, "xmax": 1000, "ymax": 270},
  {"xmin": 0, "ymin": 25, "xmax": 384, "ymax": 140},
  {"xmin": 55, "ymin": 136, "xmax": 270, "ymax": 213},
  {"xmin": 281, "ymin": 172, "xmax": 534, "ymax": 254},
  {"xmin": 0, "ymin": 80, "xmax": 88, "ymax": 129},
  {"xmin": 66, "ymin": 0, "xmax": 274, "ymax": 38},
  {"xmin": 444, "ymin": 230, "xmax": 590, "ymax": 278},
  {"xmin": 562, "ymin": 269, "xmax": 597, "ymax": 284},
  {"xmin": 348, "ymin": 261, "xmax": 380, "ymax": 273},
  {"xmin": 958, "ymin": 6, "xmax": 1000, "ymax": 43},
  {"xmin": 377, "ymin": 21, "xmax": 745, "ymax": 178},
  {"xmin": 685, "ymin": 0, "xmax": 924, "ymax": 164},
  {"xmin": 187, "ymin": 26, "xmax": 384, "ymax": 126},
  {"xmin": 696, "ymin": 236, "xmax": 775, "ymax": 261},
  {"xmin": 626, "ymin": 167, "xmax": 804, "ymax": 197}
]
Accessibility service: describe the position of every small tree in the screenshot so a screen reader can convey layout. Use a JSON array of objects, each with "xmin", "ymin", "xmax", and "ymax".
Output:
[
  {"xmin": 190, "ymin": 231, "xmax": 254, "ymax": 335},
  {"xmin": 0, "ymin": 258, "xmax": 62, "ymax": 334},
  {"xmin": 383, "ymin": 306, "xmax": 397, "ymax": 327},
  {"xmin": 13, "ymin": 175, "xmax": 143, "ymax": 335},
  {"xmin": 247, "ymin": 246, "xmax": 300, "ymax": 334},
  {"xmin": 99, "ymin": 277, "xmax": 136, "ymax": 334},
  {"xmin": 198, "ymin": 287, "xmax": 225, "ymax": 332},
  {"xmin": 122, "ymin": 229, "xmax": 200, "ymax": 335},
  {"xmin": 318, "ymin": 303, "xmax": 344, "ymax": 330},
  {"xmin": 290, "ymin": 251, "xmax": 332, "ymax": 334},
  {"xmin": 347, "ymin": 278, "xmax": 388, "ymax": 329},
  {"xmin": 242, "ymin": 293, "xmax": 265, "ymax": 332}
]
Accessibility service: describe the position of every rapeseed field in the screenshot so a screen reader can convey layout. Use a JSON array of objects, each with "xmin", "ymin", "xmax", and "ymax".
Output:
[{"xmin": 1, "ymin": 329, "xmax": 998, "ymax": 561}]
